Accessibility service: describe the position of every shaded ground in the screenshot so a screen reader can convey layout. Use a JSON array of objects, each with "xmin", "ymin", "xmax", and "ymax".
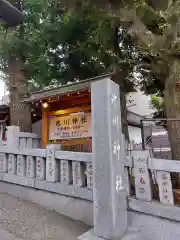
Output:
[{"xmin": 0, "ymin": 193, "xmax": 90, "ymax": 240}]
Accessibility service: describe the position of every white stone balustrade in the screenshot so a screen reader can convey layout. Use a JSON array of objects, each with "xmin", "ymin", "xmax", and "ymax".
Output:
[
  {"xmin": 5, "ymin": 126, "xmax": 41, "ymax": 149},
  {"xmin": 18, "ymin": 132, "xmax": 41, "ymax": 149},
  {"xmin": 0, "ymin": 145, "xmax": 93, "ymax": 201},
  {"xmin": 2, "ymin": 139, "xmax": 180, "ymax": 208}
]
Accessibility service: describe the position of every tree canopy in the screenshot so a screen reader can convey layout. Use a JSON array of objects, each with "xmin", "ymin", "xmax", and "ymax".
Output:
[
  {"xmin": 0, "ymin": 0, "xmax": 136, "ymax": 92},
  {"xmin": 57, "ymin": 0, "xmax": 180, "ymax": 160},
  {"xmin": 2, "ymin": 0, "xmax": 180, "ymax": 159}
]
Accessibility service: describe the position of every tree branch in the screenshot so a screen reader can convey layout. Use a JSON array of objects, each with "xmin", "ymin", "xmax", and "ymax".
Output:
[{"xmin": 116, "ymin": 8, "xmax": 163, "ymax": 52}]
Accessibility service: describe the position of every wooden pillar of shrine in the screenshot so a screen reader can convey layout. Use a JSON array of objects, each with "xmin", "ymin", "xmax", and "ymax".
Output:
[{"xmin": 42, "ymin": 105, "xmax": 49, "ymax": 148}]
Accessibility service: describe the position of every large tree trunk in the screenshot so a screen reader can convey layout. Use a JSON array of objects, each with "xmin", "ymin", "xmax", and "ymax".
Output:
[
  {"xmin": 120, "ymin": 89, "xmax": 129, "ymax": 141},
  {"xmin": 7, "ymin": 55, "xmax": 32, "ymax": 132},
  {"xmin": 6, "ymin": 1, "xmax": 32, "ymax": 132},
  {"xmin": 164, "ymin": 59, "xmax": 180, "ymax": 160},
  {"xmin": 111, "ymin": 24, "xmax": 130, "ymax": 142},
  {"xmin": 164, "ymin": 59, "xmax": 180, "ymax": 187}
]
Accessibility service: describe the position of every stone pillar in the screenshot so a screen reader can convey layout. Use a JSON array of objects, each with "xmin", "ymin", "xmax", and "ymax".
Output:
[
  {"xmin": 36, "ymin": 157, "xmax": 46, "ymax": 180},
  {"xmin": 26, "ymin": 156, "xmax": 36, "ymax": 178},
  {"xmin": 19, "ymin": 138, "xmax": 27, "ymax": 149},
  {"xmin": 60, "ymin": 160, "xmax": 72, "ymax": 185},
  {"xmin": 72, "ymin": 161, "xmax": 85, "ymax": 187},
  {"xmin": 133, "ymin": 150, "xmax": 152, "ymax": 201},
  {"xmin": 79, "ymin": 78, "xmax": 128, "ymax": 240},
  {"xmin": 27, "ymin": 138, "xmax": 33, "ymax": 148},
  {"xmin": 46, "ymin": 144, "xmax": 61, "ymax": 182},
  {"xmin": 17, "ymin": 155, "xmax": 26, "ymax": 177},
  {"xmin": 86, "ymin": 163, "xmax": 93, "ymax": 190},
  {"xmin": 33, "ymin": 138, "xmax": 40, "ymax": 148},
  {"xmin": 6, "ymin": 126, "xmax": 20, "ymax": 148},
  {"xmin": 8, "ymin": 154, "xmax": 17, "ymax": 175},
  {"xmin": 0, "ymin": 153, "xmax": 8, "ymax": 173},
  {"xmin": 91, "ymin": 78, "xmax": 127, "ymax": 239}
]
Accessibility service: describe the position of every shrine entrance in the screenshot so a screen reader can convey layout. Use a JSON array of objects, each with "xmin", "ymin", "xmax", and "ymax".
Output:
[{"xmin": 24, "ymin": 75, "xmax": 128, "ymax": 240}]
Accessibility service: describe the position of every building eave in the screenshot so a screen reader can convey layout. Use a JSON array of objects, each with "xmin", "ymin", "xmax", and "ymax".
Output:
[
  {"xmin": 22, "ymin": 73, "xmax": 113, "ymax": 103},
  {"xmin": 0, "ymin": 0, "xmax": 23, "ymax": 26},
  {"xmin": 127, "ymin": 110, "xmax": 144, "ymax": 127}
]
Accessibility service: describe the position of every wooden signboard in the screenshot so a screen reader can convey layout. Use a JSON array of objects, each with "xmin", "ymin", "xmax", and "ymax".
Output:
[{"xmin": 49, "ymin": 112, "xmax": 91, "ymax": 140}]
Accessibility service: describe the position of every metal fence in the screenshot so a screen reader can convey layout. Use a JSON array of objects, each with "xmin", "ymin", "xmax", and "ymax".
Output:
[{"xmin": 141, "ymin": 118, "xmax": 180, "ymax": 159}]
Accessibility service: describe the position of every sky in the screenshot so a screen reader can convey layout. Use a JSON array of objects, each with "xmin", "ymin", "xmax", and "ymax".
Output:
[
  {"xmin": 0, "ymin": 80, "xmax": 5, "ymax": 99},
  {"xmin": 0, "ymin": 72, "xmax": 7, "ymax": 100}
]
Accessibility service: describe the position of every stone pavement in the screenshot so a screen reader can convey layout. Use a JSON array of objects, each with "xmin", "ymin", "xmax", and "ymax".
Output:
[
  {"xmin": 0, "ymin": 193, "xmax": 90, "ymax": 240},
  {"xmin": 0, "ymin": 229, "xmax": 23, "ymax": 240}
]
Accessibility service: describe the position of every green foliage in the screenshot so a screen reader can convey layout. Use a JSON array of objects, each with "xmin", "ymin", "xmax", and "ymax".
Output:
[
  {"xmin": 0, "ymin": 0, "xmax": 136, "ymax": 94},
  {"xmin": 0, "ymin": 0, "xmax": 173, "ymax": 99},
  {"xmin": 151, "ymin": 95, "xmax": 165, "ymax": 118}
]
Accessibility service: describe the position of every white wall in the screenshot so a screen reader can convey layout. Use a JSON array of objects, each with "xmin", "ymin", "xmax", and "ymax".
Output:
[
  {"xmin": 128, "ymin": 126, "xmax": 142, "ymax": 143},
  {"xmin": 127, "ymin": 91, "xmax": 154, "ymax": 117}
]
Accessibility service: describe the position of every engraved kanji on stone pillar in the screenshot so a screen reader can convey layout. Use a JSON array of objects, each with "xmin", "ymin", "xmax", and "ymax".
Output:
[
  {"xmin": 36, "ymin": 157, "xmax": 46, "ymax": 180},
  {"xmin": 91, "ymin": 78, "xmax": 127, "ymax": 239},
  {"xmin": 26, "ymin": 156, "xmax": 36, "ymax": 178},
  {"xmin": 0, "ymin": 153, "xmax": 8, "ymax": 173},
  {"xmin": 8, "ymin": 154, "xmax": 16, "ymax": 175},
  {"xmin": 60, "ymin": 160, "xmax": 72, "ymax": 185},
  {"xmin": 17, "ymin": 155, "xmax": 26, "ymax": 177},
  {"xmin": 133, "ymin": 150, "xmax": 152, "ymax": 201},
  {"xmin": 46, "ymin": 144, "xmax": 61, "ymax": 182},
  {"xmin": 72, "ymin": 161, "xmax": 85, "ymax": 187},
  {"xmin": 157, "ymin": 171, "xmax": 174, "ymax": 205},
  {"xmin": 86, "ymin": 163, "xmax": 93, "ymax": 190}
]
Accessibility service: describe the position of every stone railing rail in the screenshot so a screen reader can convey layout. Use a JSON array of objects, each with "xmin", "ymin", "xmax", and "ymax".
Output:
[
  {"xmin": 0, "ymin": 145, "xmax": 92, "ymax": 201},
  {"xmin": 0, "ymin": 142, "xmax": 179, "ymax": 224},
  {"xmin": 18, "ymin": 132, "xmax": 41, "ymax": 149},
  {"xmin": 5, "ymin": 126, "xmax": 41, "ymax": 149}
]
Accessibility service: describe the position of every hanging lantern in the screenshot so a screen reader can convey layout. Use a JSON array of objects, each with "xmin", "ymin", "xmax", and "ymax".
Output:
[{"xmin": 42, "ymin": 102, "xmax": 48, "ymax": 108}]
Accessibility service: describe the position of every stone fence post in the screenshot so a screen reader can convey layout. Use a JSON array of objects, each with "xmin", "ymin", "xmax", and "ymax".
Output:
[
  {"xmin": 6, "ymin": 125, "xmax": 20, "ymax": 148},
  {"xmin": 79, "ymin": 78, "xmax": 127, "ymax": 239}
]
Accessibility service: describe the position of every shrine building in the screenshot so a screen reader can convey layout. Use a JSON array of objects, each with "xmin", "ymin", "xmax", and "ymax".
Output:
[{"xmin": 23, "ymin": 74, "xmax": 143, "ymax": 151}]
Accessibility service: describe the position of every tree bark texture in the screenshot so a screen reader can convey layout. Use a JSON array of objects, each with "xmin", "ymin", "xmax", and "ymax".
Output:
[
  {"xmin": 164, "ymin": 59, "xmax": 180, "ymax": 161},
  {"xmin": 8, "ymin": 55, "xmax": 32, "ymax": 132},
  {"xmin": 111, "ymin": 24, "xmax": 130, "ymax": 142}
]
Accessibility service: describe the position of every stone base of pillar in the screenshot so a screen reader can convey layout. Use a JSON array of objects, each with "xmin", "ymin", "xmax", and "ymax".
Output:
[
  {"xmin": 78, "ymin": 229, "xmax": 101, "ymax": 240},
  {"xmin": 78, "ymin": 228, "xmax": 149, "ymax": 240}
]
